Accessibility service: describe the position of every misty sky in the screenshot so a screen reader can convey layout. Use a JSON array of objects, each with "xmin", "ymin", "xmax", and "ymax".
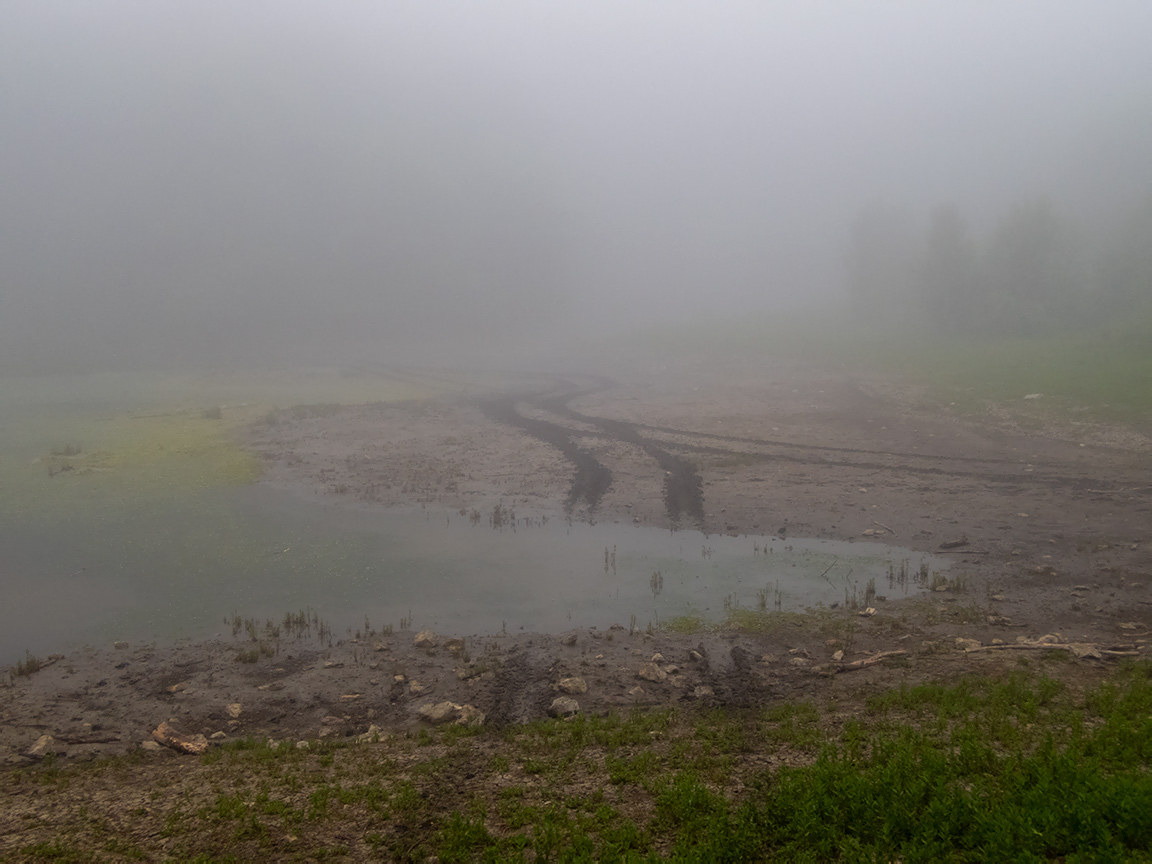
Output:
[{"xmin": 3, "ymin": 2, "xmax": 1151, "ymax": 369}]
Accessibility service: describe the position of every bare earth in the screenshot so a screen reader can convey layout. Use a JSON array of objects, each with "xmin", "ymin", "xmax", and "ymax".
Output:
[{"xmin": 3, "ymin": 361, "xmax": 1150, "ymax": 772}]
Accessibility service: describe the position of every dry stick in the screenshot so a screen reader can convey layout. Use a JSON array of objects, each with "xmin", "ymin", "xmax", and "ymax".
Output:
[
  {"xmin": 872, "ymin": 520, "xmax": 897, "ymax": 536},
  {"xmin": 836, "ymin": 650, "xmax": 907, "ymax": 672},
  {"xmin": 966, "ymin": 643, "xmax": 1140, "ymax": 657}
]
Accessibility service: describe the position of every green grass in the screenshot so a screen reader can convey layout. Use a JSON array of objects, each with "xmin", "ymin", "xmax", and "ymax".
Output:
[{"xmin": 9, "ymin": 662, "xmax": 1152, "ymax": 861}]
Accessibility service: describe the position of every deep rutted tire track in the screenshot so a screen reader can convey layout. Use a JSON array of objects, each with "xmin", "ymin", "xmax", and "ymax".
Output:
[
  {"xmin": 480, "ymin": 378, "xmax": 707, "ymax": 528},
  {"xmin": 478, "ymin": 393, "xmax": 613, "ymax": 516}
]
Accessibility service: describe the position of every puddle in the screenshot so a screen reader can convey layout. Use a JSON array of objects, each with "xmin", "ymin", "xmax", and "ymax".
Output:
[{"xmin": 0, "ymin": 484, "xmax": 950, "ymax": 663}]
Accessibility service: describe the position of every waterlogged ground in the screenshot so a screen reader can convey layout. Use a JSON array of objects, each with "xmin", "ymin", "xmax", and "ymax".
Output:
[{"xmin": 2, "ymin": 360, "xmax": 1151, "ymax": 861}]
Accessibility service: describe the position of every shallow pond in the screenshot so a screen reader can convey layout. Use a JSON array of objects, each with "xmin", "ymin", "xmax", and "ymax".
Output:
[{"xmin": 0, "ymin": 482, "xmax": 949, "ymax": 664}]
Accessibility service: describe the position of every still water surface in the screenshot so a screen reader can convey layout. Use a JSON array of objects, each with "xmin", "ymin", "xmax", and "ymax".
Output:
[{"xmin": 1, "ymin": 483, "xmax": 947, "ymax": 664}]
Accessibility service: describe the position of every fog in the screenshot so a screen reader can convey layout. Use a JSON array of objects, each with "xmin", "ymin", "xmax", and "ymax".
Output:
[{"xmin": 3, "ymin": 1, "xmax": 1152, "ymax": 371}]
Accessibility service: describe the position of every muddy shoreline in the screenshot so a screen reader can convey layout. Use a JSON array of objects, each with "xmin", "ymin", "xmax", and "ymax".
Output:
[{"xmin": 4, "ymin": 361, "xmax": 1151, "ymax": 766}]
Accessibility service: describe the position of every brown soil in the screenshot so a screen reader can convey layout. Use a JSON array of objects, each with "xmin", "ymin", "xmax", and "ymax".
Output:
[{"xmin": 3, "ymin": 361, "xmax": 1150, "ymax": 770}]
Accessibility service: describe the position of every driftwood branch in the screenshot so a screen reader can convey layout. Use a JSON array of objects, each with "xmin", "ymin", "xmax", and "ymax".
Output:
[{"xmin": 872, "ymin": 520, "xmax": 896, "ymax": 536}]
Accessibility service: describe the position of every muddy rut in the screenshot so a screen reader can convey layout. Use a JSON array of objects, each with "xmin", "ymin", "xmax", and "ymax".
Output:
[{"xmin": 479, "ymin": 378, "xmax": 706, "ymax": 527}]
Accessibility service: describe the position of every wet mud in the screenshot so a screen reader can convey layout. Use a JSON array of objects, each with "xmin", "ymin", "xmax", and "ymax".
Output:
[{"xmin": 482, "ymin": 377, "xmax": 707, "ymax": 528}]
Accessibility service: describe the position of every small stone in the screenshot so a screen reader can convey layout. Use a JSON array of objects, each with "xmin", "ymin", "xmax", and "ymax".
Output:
[
  {"xmin": 991, "ymin": 638, "xmax": 1004, "ymax": 645},
  {"xmin": 789, "ymin": 657, "xmax": 810, "ymax": 667},
  {"xmin": 409, "ymin": 681, "xmax": 430, "ymax": 696},
  {"xmin": 141, "ymin": 740, "xmax": 162, "ymax": 751},
  {"xmin": 628, "ymin": 686, "xmax": 646, "ymax": 698},
  {"xmin": 689, "ymin": 650, "xmax": 703, "ymax": 662},
  {"xmin": 638, "ymin": 663, "xmax": 667, "ymax": 683},
  {"xmin": 418, "ymin": 701, "xmax": 460, "ymax": 725},
  {"xmin": 257, "ymin": 683, "xmax": 284, "ymax": 692},
  {"xmin": 694, "ymin": 685, "xmax": 714, "ymax": 698},
  {"xmin": 955, "ymin": 638, "xmax": 981, "ymax": 652},
  {"xmin": 113, "ymin": 641, "xmax": 129, "ymax": 650},
  {"xmin": 358, "ymin": 724, "xmax": 383, "ymax": 742},
  {"xmin": 210, "ymin": 731, "xmax": 227, "ymax": 740},
  {"xmin": 373, "ymin": 642, "xmax": 388, "ymax": 652},
  {"xmin": 650, "ymin": 653, "xmax": 665, "ymax": 663},
  {"xmin": 322, "ymin": 660, "xmax": 343, "ymax": 669},
  {"xmin": 561, "ymin": 632, "xmax": 578, "ymax": 646},
  {"xmin": 444, "ymin": 637, "xmax": 465, "ymax": 653},
  {"xmin": 1037, "ymin": 634, "xmax": 1061, "ymax": 644},
  {"xmin": 456, "ymin": 705, "xmax": 486, "ymax": 727},
  {"xmin": 547, "ymin": 696, "xmax": 580, "ymax": 718},
  {"xmin": 226, "ymin": 703, "xmax": 242, "ymax": 719},
  {"xmin": 858, "ymin": 607, "xmax": 877, "ymax": 617},
  {"xmin": 760, "ymin": 654, "xmax": 777, "ymax": 664},
  {"xmin": 1119, "ymin": 622, "xmax": 1140, "ymax": 631},
  {"xmin": 295, "ymin": 740, "xmax": 309, "ymax": 750},
  {"xmin": 414, "ymin": 630, "xmax": 438, "ymax": 649},
  {"xmin": 26, "ymin": 735, "xmax": 57, "ymax": 759},
  {"xmin": 557, "ymin": 676, "xmax": 587, "ymax": 695},
  {"xmin": 152, "ymin": 720, "xmax": 208, "ymax": 755},
  {"xmin": 831, "ymin": 650, "xmax": 844, "ymax": 662},
  {"xmin": 167, "ymin": 682, "xmax": 188, "ymax": 693}
]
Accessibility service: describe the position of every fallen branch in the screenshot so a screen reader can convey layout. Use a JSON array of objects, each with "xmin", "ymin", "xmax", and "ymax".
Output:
[
  {"xmin": 838, "ymin": 650, "xmax": 907, "ymax": 672},
  {"xmin": 965, "ymin": 642, "xmax": 1140, "ymax": 659},
  {"xmin": 939, "ymin": 536, "xmax": 969, "ymax": 550},
  {"xmin": 872, "ymin": 520, "xmax": 896, "ymax": 536}
]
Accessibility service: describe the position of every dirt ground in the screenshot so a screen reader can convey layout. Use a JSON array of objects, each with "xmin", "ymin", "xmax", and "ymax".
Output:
[{"xmin": 3, "ymin": 360, "xmax": 1151, "ymax": 769}]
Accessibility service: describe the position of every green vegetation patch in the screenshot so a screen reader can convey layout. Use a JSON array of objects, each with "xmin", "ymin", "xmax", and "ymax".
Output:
[{"xmin": 7, "ymin": 662, "xmax": 1152, "ymax": 861}]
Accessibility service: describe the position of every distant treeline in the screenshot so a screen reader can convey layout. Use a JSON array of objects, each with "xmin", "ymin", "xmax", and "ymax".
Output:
[{"xmin": 845, "ymin": 194, "xmax": 1152, "ymax": 338}]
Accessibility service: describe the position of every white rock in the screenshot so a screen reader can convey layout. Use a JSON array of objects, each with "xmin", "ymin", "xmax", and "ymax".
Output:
[
  {"xmin": 548, "ymin": 697, "xmax": 579, "ymax": 718},
  {"xmin": 557, "ymin": 677, "xmax": 588, "ymax": 695},
  {"xmin": 638, "ymin": 663, "xmax": 668, "ymax": 683},
  {"xmin": 414, "ymin": 630, "xmax": 438, "ymax": 649}
]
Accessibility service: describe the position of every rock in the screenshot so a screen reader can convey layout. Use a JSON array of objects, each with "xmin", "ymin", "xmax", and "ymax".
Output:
[
  {"xmin": 257, "ymin": 683, "xmax": 284, "ymax": 692},
  {"xmin": 456, "ymin": 705, "xmax": 485, "ymax": 727},
  {"xmin": 664, "ymin": 664, "xmax": 680, "ymax": 675},
  {"xmin": 140, "ymin": 740, "xmax": 162, "ymax": 751},
  {"xmin": 358, "ymin": 724, "xmax": 383, "ymax": 743},
  {"xmin": 1119, "ymin": 622, "xmax": 1140, "ymax": 631},
  {"xmin": 445, "ymin": 637, "xmax": 465, "ymax": 653},
  {"xmin": 548, "ymin": 697, "xmax": 580, "ymax": 718},
  {"xmin": 858, "ymin": 607, "xmax": 877, "ymax": 617},
  {"xmin": 760, "ymin": 654, "xmax": 777, "ymax": 664},
  {"xmin": 373, "ymin": 641, "xmax": 388, "ymax": 652},
  {"xmin": 418, "ymin": 701, "xmax": 460, "ymax": 725},
  {"xmin": 789, "ymin": 657, "xmax": 810, "ymax": 667},
  {"xmin": 628, "ymin": 686, "xmax": 646, "ymax": 699},
  {"xmin": 113, "ymin": 641, "xmax": 129, "ymax": 650},
  {"xmin": 167, "ymin": 682, "xmax": 188, "ymax": 693},
  {"xmin": 689, "ymin": 650, "xmax": 704, "ymax": 662},
  {"xmin": 409, "ymin": 681, "xmax": 430, "ymax": 696},
  {"xmin": 26, "ymin": 735, "xmax": 57, "ymax": 759},
  {"xmin": 1070, "ymin": 644, "xmax": 1103, "ymax": 659},
  {"xmin": 831, "ymin": 650, "xmax": 844, "ymax": 662},
  {"xmin": 955, "ymin": 638, "xmax": 981, "ymax": 652},
  {"xmin": 152, "ymin": 720, "xmax": 209, "ymax": 755},
  {"xmin": 1037, "ymin": 634, "xmax": 1061, "ymax": 644},
  {"xmin": 210, "ymin": 731, "xmax": 227, "ymax": 741},
  {"xmin": 1023, "ymin": 393, "xmax": 1043, "ymax": 400},
  {"xmin": 557, "ymin": 677, "xmax": 587, "ymax": 695},
  {"xmin": 226, "ymin": 703, "xmax": 242, "ymax": 719},
  {"xmin": 694, "ymin": 685, "xmax": 714, "ymax": 698},
  {"xmin": 296, "ymin": 740, "xmax": 309, "ymax": 750},
  {"xmin": 560, "ymin": 632, "xmax": 578, "ymax": 646},
  {"xmin": 650, "ymin": 653, "xmax": 665, "ymax": 663},
  {"xmin": 414, "ymin": 630, "xmax": 438, "ymax": 649},
  {"xmin": 637, "ymin": 663, "xmax": 667, "ymax": 683},
  {"xmin": 322, "ymin": 660, "xmax": 343, "ymax": 669}
]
